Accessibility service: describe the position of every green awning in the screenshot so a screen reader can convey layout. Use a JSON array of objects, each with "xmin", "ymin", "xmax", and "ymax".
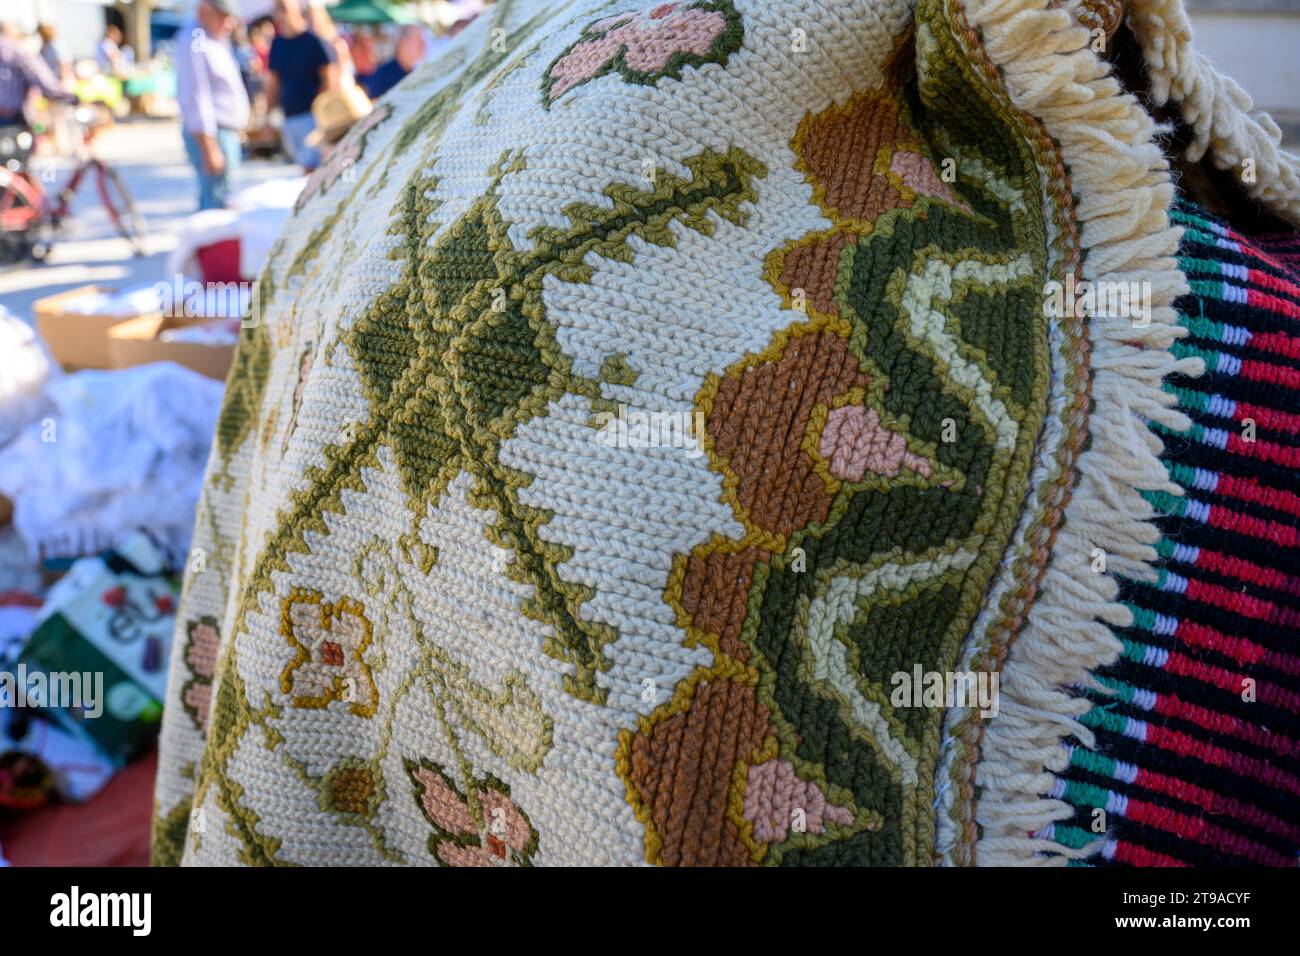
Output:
[{"xmin": 326, "ymin": 0, "xmax": 419, "ymax": 24}]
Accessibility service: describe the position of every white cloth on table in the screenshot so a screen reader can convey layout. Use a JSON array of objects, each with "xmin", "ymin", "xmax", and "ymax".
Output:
[{"xmin": 0, "ymin": 363, "xmax": 223, "ymax": 567}]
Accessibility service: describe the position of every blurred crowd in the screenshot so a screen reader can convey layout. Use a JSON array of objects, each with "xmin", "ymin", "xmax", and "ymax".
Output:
[{"xmin": 1, "ymin": 1, "xmax": 485, "ymax": 213}]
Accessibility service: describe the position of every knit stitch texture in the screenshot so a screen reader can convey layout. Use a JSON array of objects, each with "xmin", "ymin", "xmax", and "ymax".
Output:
[{"xmin": 150, "ymin": 0, "xmax": 1299, "ymax": 866}]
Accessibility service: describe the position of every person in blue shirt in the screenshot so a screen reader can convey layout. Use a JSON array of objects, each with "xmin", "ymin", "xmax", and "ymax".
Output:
[
  {"xmin": 358, "ymin": 25, "xmax": 426, "ymax": 101},
  {"xmin": 267, "ymin": 0, "xmax": 336, "ymax": 171}
]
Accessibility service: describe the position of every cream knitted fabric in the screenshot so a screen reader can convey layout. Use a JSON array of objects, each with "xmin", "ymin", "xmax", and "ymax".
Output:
[{"xmin": 151, "ymin": 0, "xmax": 1295, "ymax": 866}]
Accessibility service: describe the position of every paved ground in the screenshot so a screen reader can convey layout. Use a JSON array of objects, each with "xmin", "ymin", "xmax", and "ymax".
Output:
[{"xmin": 0, "ymin": 118, "xmax": 299, "ymax": 321}]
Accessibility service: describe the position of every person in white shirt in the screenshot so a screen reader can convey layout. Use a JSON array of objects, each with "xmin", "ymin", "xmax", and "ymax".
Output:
[
  {"xmin": 174, "ymin": 0, "xmax": 251, "ymax": 210},
  {"xmin": 96, "ymin": 24, "xmax": 131, "ymax": 77}
]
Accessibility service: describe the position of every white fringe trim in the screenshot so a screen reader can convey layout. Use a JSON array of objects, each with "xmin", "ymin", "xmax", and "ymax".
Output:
[
  {"xmin": 1127, "ymin": 0, "xmax": 1300, "ymax": 227},
  {"xmin": 961, "ymin": 0, "xmax": 1207, "ymax": 866}
]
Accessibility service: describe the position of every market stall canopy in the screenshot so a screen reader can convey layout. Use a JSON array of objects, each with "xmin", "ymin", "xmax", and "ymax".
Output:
[{"xmin": 326, "ymin": 0, "xmax": 418, "ymax": 24}]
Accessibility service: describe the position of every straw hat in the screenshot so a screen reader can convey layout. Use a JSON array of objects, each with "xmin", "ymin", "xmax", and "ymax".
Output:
[{"xmin": 306, "ymin": 83, "xmax": 372, "ymax": 147}]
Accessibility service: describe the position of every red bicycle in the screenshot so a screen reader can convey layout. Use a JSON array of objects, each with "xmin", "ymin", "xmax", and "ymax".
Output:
[{"xmin": 0, "ymin": 106, "xmax": 147, "ymax": 265}]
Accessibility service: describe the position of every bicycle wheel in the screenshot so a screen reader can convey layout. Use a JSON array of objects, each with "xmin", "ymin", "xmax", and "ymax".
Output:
[
  {"xmin": 0, "ymin": 168, "xmax": 41, "ymax": 265},
  {"xmin": 95, "ymin": 162, "xmax": 149, "ymax": 255}
]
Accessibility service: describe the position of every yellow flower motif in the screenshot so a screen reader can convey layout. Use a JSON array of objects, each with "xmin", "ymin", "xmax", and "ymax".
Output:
[{"xmin": 280, "ymin": 588, "xmax": 377, "ymax": 717}]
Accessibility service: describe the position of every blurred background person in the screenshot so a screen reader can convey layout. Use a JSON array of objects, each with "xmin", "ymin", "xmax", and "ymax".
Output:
[
  {"xmin": 36, "ymin": 23, "xmax": 73, "ymax": 154},
  {"xmin": 267, "ymin": 0, "xmax": 336, "ymax": 171},
  {"xmin": 233, "ymin": 23, "xmax": 262, "ymax": 100},
  {"xmin": 348, "ymin": 26, "xmax": 378, "ymax": 80},
  {"xmin": 96, "ymin": 23, "xmax": 132, "ymax": 78},
  {"xmin": 307, "ymin": 3, "xmax": 353, "ymax": 80},
  {"xmin": 175, "ymin": 0, "xmax": 250, "ymax": 210},
  {"xmin": 36, "ymin": 24, "xmax": 70, "ymax": 85},
  {"xmin": 358, "ymin": 25, "xmax": 425, "ymax": 101},
  {"xmin": 0, "ymin": 21, "xmax": 73, "ymax": 129},
  {"xmin": 249, "ymin": 16, "xmax": 275, "ymax": 75}
]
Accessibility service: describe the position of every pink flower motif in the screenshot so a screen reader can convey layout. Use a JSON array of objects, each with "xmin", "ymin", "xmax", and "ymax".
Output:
[
  {"xmin": 409, "ymin": 761, "xmax": 537, "ymax": 866},
  {"xmin": 182, "ymin": 683, "xmax": 212, "ymax": 732},
  {"xmin": 820, "ymin": 405, "xmax": 932, "ymax": 482},
  {"xmin": 743, "ymin": 758, "xmax": 853, "ymax": 843},
  {"xmin": 890, "ymin": 151, "xmax": 972, "ymax": 213},
  {"xmin": 181, "ymin": 618, "xmax": 220, "ymax": 731},
  {"xmin": 543, "ymin": 2, "xmax": 739, "ymax": 105}
]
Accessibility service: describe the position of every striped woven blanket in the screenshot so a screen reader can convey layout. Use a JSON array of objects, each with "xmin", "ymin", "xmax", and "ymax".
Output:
[
  {"xmin": 1047, "ymin": 201, "xmax": 1300, "ymax": 866},
  {"xmin": 151, "ymin": 0, "xmax": 1300, "ymax": 865}
]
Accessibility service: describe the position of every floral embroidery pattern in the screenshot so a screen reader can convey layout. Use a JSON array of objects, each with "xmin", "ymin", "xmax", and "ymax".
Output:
[
  {"xmin": 407, "ymin": 758, "xmax": 538, "ymax": 866},
  {"xmin": 150, "ymin": 0, "xmax": 1086, "ymax": 870},
  {"xmin": 274, "ymin": 536, "xmax": 553, "ymax": 862},
  {"xmin": 243, "ymin": 146, "xmax": 763, "ymax": 709},
  {"xmin": 765, "ymin": 47, "xmax": 973, "ymax": 326},
  {"xmin": 622, "ymin": 33, "xmax": 1054, "ymax": 866},
  {"xmin": 744, "ymin": 759, "xmax": 854, "ymax": 843},
  {"xmin": 319, "ymin": 759, "xmax": 383, "ymax": 819},
  {"xmin": 279, "ymin": 588, "xmax": 378, "ymax": 717},
  {"xmin": 820, "ymin": 405, "xmax": 932, "ymax": 482},
  {"xmin": 542, "ymin": 1, "xmax": 742, "ymax": 106},
  {"xmin": 181, "ymin": 616, "xmax": 220, "ymax": 732}
]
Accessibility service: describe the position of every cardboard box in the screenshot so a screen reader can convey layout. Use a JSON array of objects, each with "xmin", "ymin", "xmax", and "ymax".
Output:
[
  {"xmin": 34, "ymin": 285, "xmax": 162, "ymax": 371},
  {"xmin": 107, "ymin": 314, "xmax": 236, "ymax": 381}
]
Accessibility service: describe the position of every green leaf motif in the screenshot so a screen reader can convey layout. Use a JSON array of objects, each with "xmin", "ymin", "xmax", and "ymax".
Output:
[
  {"xmin": 240, "ymin": 145, "xmax": 765, "ymax": 708},
  {"xmin": 213, "ymin": 289, "xmax": 273, "ymax": 487}
]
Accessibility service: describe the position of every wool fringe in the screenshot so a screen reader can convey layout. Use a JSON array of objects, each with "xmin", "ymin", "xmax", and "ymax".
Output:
[
  {"xmin": 963, "ymin": 0, "xmax": 1204, "ymax": 866},
  {"xmin": 1127, "ymin": 0, "xmax": 1300, "ymax": 228}
]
